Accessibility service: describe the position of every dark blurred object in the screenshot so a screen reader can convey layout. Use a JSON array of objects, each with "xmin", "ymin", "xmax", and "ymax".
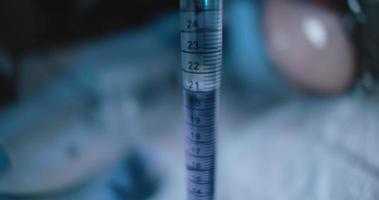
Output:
[
  {"xmin": 111, "ymin": 150, "xmax": 161, "ymax": 200},
  {"xmin": 312, "ymin": 0, "xmax": 349, "ymax": 12},
  {"xmin": 352, "ymin": 1, "xmax": 379, "ymax": 85},
  {"xmin": 0, "ymin": 0, "xmax": 177, "ymax": 53},
  {"xmin": 0, "ymin": 51, "xmax": 16, "ymax": 107}
]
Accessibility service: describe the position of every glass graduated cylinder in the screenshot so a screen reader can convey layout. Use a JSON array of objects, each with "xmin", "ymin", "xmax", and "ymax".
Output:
[{"xmin": 180, "ymin": 0, "xmax": 222, "ymax": 200}]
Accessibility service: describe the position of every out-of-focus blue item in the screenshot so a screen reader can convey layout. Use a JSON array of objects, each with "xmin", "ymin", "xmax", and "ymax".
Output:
[
  {"xmin": 0, "ymin": 14, "xmax": 177, "ymax": 199},
  {"xmin": 227, "ymin": 0, "xmax": 290, "ymax": 97}
]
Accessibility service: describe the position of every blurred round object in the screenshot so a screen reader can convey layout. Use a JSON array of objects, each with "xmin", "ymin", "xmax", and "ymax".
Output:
[{"xmin": 264, "ymin": 0, "xmax": 356, "ymax": 94}]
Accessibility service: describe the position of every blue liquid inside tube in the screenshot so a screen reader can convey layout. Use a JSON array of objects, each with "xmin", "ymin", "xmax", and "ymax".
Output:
[{"xmin": 180, "ymin": 0, "xmax": 222, "ymax": 199}]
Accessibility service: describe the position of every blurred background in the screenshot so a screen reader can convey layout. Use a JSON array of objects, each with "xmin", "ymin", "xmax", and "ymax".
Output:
[{"xmin": 0, "ymin": 0, "xmax": 378, "ymax": 199}]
